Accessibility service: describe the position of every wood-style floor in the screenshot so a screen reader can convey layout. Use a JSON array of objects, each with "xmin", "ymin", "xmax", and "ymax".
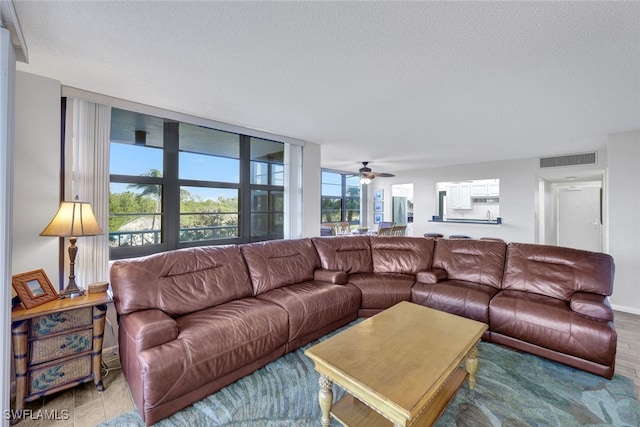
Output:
[
  {"xmin": 613, "ymin": 310, "xmax": 640, "ymax": 399},
  {"xmin": 14, "ymin": 311, "xmax": 640, "ymax": 427}
]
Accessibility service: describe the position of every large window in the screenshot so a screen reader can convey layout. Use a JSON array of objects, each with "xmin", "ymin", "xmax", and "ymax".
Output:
[
  {"xmin": 109, "ymin": 108, "xmax": 285, "ymax": 259},
  {"xmin": 250, "ymin": 138, "xmax": 285, "ymax": 238},
  {"xmin": 321, "ymin": 171, "xmax": 361, "ymax": 226}
]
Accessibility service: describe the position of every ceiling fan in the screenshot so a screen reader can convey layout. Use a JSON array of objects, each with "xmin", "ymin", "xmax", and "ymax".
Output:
[{"xmin": 358, "ymin": 162, "xmax": 395, "ymax": 184}]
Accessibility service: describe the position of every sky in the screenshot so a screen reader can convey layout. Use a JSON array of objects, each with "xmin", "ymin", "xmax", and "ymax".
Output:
[
  {"xmin": 110, "ymin": 143, "xmax": 240, "ymax": 200},
  {"xmin": 110, "ymin": 143, "xmax": 361, "ymax": 199}
]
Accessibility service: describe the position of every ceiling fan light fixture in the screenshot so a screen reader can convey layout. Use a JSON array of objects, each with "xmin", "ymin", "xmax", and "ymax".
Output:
[{"xmin": 358, "ymin": 162, "xmax": 395, "ymax": 181}]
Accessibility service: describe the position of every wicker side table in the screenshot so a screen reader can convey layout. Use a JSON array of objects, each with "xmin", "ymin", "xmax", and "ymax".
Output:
[{"xmin": 10, "ymin": 292, "xmax": 111, "ymax": 424}]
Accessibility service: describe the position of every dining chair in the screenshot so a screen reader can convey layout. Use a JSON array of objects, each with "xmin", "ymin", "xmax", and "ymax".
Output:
[
  {"xmin": 377, "ymin": 226, "xmax": 394, "ymax": 236},
  {"xmin": 391, "ymin": 225, "xmax": 407, "ymax": 236},
  {"xmin": 335, "ymin": 222, "xmax": 351, "ymax": 235},
  {"xmin": 321, "ymin": 223, "xmax": 337, "ymax": 236}
]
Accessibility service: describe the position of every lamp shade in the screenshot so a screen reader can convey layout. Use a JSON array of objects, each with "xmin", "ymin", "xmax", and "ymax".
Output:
[{"xmin": 40, "ymin": 201, "xmax": 104, "ymax": 237}]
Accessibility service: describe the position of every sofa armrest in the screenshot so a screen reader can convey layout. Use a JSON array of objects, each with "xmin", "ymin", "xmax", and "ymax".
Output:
[
  {"xmin": 570, "ymin": 292, "xmax": 614, "ymax": 321},
  {"xmin": 314, "ymin": 268, "xmax": 348, "ymax": 285},
  {"xmin": 416, "ymin": 268, "xmax": 448, "ymax": 284},
  {"xmin": 119, "ymin": 309, "xmax": 179, "ymax": 353}
]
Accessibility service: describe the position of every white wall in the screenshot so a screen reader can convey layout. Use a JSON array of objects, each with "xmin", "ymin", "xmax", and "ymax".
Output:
[
  {"xmin": 607, "ymin": 130, "xmax": 640, "ymax": 314},
  {"xmin": 370, "ymin": 157, "xmax": 539, "ymax": 243},
  {"xmin": 302, "ymin": 142, "xmax": 321, "ymax": 237},
  {"xmin": 13, "ymin": 72, "xmax": 61, "ymax": 286}
]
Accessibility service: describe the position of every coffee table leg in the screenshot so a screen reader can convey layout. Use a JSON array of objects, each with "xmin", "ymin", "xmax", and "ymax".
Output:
[
  {"xmin": 318, "ymin": 375, "xmax": 334, "ymax": 426},
  {"xmin": 464, "ymin": 345, "xmax": 479, "ymax": 389}
]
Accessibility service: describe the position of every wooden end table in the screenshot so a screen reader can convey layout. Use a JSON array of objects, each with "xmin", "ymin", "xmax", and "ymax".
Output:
[{"xmin": 10, "ymin": 292, "xmax": 112, "ymax": 423}]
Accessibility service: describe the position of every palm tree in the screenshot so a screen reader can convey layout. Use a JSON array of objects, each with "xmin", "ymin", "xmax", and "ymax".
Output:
[{"xmin": 127, "ymin": 169, "xmax": 162, "ymax": 232}]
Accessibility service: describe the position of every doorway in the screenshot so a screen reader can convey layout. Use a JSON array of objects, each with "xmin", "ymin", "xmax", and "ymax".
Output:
[
  {"xmin": 557, "ymin": 184, "xmax": 602, "ymax": 252},
  {"xmin": 392, "ymin": 183, "xmax": 414, "ymax": 230},
  {"xmin": 537, "ymin": 171, "xmax": 604, "ymax": 252}
]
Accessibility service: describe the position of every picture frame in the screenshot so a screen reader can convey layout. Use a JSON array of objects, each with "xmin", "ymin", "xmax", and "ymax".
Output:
[
  {"xmin": 373, "ymin": 189, "xmax": 384, "ymax": 201},
  {"xmin": 374, "ymin": 201, "xmax": 383, "ymax": 212},
  {"xmin": 374, "ymin": 213, "xmax": 383, "ymax": 224},
  {"xmin": 12, "ymin": 269, "xmax": 58, "ymax": 309}
]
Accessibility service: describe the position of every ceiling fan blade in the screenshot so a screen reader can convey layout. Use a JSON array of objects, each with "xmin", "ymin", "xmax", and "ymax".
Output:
[
  {"xmin": 361, "ymin": 171, "xmax": 376, "ymax": 179},
  {"xmin": 358, "ymin": 161, "xmax": 395, "ymax": 179}
]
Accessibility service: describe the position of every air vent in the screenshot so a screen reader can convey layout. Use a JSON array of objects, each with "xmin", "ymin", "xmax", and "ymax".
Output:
[{"xmin": 539, "ymin": 152, "xmax": 597, "ymax": 168}]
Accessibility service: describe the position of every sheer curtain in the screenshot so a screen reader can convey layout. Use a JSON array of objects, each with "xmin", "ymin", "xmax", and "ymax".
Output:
[
  {"xmin": 284, "ymin": 143, "xmax": 303, "ymax": 239},
  {"xmin": 65, "ymin": 99, "xmax": 111, "ymax": 287}
]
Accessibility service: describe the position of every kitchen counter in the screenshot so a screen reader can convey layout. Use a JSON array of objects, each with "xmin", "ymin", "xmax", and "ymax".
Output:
[{"xmin": 429, "ymin": 217, "xmax": 502, "ymax": 225}]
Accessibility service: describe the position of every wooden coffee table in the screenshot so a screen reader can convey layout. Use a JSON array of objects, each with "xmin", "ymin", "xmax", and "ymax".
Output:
[{"xmin": 304, "ymin": 301, "xmax": 488, "ymax": 426}]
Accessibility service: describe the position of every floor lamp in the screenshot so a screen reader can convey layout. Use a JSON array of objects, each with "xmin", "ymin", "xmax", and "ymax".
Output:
[{"xmin": 40, "ymin": 198, "xmax": 104, "ymax": 298}]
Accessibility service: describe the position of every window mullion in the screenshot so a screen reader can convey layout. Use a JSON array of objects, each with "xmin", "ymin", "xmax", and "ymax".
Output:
[
  {"xmin": 164, "ymin": 121, "xmax": 180, "ymax": 249},
  {"xmin": 240, "ymin": 135, "xmax": 251, "ymax": 241},
  {"xmin": 341, "ymin": 174, "xmax": 347, "ymax": 222}
]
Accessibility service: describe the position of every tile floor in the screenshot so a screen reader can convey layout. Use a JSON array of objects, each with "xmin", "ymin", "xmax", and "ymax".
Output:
[{"xmin": 12, "ymin": 311, "xmax": 640, "ymax": 426}]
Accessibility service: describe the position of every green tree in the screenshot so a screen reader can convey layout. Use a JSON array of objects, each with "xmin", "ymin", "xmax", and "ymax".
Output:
[{"xmin": 126, "ymin": 169, "xmax": 162, "ymax": 229}]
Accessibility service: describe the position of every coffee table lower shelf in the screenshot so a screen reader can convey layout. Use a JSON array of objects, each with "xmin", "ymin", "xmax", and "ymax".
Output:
[{"xmin": 331, "ymin": 368, "xmax": 468, "ymax": 427}]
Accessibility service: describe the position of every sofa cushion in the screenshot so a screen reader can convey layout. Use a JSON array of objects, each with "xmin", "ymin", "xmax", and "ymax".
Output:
[
  {"xmin": 137, "ymin": 298, "xmax": 288, "ymax": 408},
  {"xmin": 349, "ymin": 272, "xmax": 415, "ymax": 310},
  {"xmin": 110, "ymin": 245, "xmax": 253, "ymax": 316},
  {"xmin": 489, "ymin": 290, "xmax": 616, "ymax": 367},
  {"xmin": 241, "ymin": 239, "xmax": 320, "ymax": 295},
  {"xmin": 311, "ymin": 236, "xmax": 373, "ymax": 274},
  {"xmin": 411, "ymin": 279, "xmax": 499, "ymax": 324},
  {"xmin": 370, "ymin": 236, "xmax": 435, "ymax": 274},
  {"xmin": 432, "ymin": 238, "xmax": 506, "ymax": 289},
  {"xmin": 256, "ymin": 281, "xmax": 361, "ymax": 345},
  {"xmin": 502, "ymin": 243, "xmax": 615, "ymax": 300}
]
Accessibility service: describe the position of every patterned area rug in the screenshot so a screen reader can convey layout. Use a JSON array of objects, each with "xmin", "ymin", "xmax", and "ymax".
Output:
[{"xmin": 101, "ymin": 322, "xmax": 639, "ymax": 427}]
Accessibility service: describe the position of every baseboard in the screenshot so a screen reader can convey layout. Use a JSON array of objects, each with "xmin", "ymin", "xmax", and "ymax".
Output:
[{"xmin": 611, "ymin": 304, "xmax": 640, "ymax": 316}]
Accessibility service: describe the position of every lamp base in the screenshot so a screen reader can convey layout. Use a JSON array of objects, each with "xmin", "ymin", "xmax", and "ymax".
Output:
[
  {"xmin": 58, "ymin": 279, "xmax": 85, "ymax": 299},
  {"xmin": 59, "ymin": 287, "xmax": 85, "ymax": 299},
  {"xmin": 59, "ymin": 239, "xmax": 85, "ymax": 299},
  {"xmin": 58, "ymin": 289, "xmax": 85, "ymax": 299}
]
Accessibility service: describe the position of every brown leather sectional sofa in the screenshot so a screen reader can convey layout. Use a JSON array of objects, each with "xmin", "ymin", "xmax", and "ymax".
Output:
[{"xmin": 110, "ymin": 235, "xmax": 616, "ymax": 425}]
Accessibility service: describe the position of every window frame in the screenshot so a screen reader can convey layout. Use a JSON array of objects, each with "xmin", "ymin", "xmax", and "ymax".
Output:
[
  {"xmin": 321, "ymin": 170, "xmax": 361, "ymax": 226},
  {"xmin": 109, "ymin": 112, "xmax": 285, "ymax": 260}
]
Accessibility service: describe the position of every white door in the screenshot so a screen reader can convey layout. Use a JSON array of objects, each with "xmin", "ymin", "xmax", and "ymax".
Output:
[{"xmin": 557, "ymin": 185, "xmax": 602, "ymax": 252}]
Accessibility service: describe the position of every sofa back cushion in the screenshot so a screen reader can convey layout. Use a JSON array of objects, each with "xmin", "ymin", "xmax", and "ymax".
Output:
[
  {"xmin": 241, "ymin": 239, "xmax": 320, "ymax": 295},
  {"xmin": 502, "ymin": 242, "xmax": 615, "ymax": 300},
  {"xmin": 110, "ymin": 245, "xmax": 253, "ymax": 316},
  {"xmin": 433, "ymin": 238, "xmax": 507, "ymax": 288},
  {"xmin": 311, "ymin": 236, "xmax": 373, "ymax": 274},
  {"xmin": 370, "ymin": 236, "xmax": 435, "ymax": 274}
]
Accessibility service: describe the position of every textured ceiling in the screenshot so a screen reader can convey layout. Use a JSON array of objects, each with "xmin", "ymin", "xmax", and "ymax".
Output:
[{"xmin": 13, "ymin": 1, "xmax": 640, "ymax": 176}]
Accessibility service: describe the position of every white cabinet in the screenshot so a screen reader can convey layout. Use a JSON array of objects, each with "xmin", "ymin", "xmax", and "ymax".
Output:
[
  {"xmin": 488, "ymin": 182, "xmax": 500, "ymax": 196},
  {"xmin": 470, "ymin": 183, "xmax": 487, "ymax": 197},
  {"xmin": 470, "ymin": 182, "xmax": 499, "ymax": 197},
  {"xmin": 448, "ymin": 184, "xmax": 472, "ymax": 209}
]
